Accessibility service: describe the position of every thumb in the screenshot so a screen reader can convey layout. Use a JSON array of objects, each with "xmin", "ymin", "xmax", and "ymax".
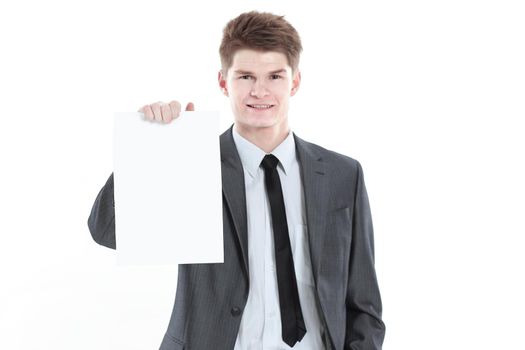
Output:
[{"xmin": 185, "ymin": 102, "xmax": 195, "ymax": 111}]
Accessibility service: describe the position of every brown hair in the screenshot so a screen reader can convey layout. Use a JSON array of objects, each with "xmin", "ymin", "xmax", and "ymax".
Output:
[{"xmin": 219, "ymin": 11, "xmax": 303, "ymax": 75}]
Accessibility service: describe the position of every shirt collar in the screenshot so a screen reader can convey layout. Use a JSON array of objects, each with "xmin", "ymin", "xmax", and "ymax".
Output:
[{"xmin": 232, "ymin": 126, "xmax": 296, "ymax": 178}]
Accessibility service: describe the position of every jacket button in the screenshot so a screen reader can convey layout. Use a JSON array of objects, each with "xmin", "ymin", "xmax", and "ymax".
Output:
[{"xmin": 231, "ymin": 306, "xmax": 242, "ymax": 317}]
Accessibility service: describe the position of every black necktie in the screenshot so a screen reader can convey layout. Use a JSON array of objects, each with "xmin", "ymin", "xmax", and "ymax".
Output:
[{"xmin": 261, "ymin": 154, "xmax": 307, "ymax": 347}]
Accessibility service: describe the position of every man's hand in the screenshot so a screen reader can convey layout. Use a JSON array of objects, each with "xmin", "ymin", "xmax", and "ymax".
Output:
[{"xmin": 138, "ymin": 101, "xmax": 195, "ymax": 123}]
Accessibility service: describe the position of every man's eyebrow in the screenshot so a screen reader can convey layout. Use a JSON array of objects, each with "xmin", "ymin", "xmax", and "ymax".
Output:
[{"xmin": 233, "ymin": 69, "xmax": 287, "ymax": 75}]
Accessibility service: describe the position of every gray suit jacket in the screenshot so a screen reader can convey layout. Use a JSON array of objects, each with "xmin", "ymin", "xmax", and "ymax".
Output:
[{"xmin": 88, "ymin": 125, "xmax": 385, "ymax": 350}]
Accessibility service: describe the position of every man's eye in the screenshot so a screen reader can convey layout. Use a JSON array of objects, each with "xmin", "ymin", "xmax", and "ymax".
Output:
[
  {"xmin": 239, "ymin": 75, "xmax": 252, "ymax": 80},
  {"xmin": 270, "ymin": 75, "xmax": 282, "ymax": 79}
]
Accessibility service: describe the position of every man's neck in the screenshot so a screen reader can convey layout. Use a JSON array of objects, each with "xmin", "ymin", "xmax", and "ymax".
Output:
[{"xmin": 234, "ymin": 122, "xmax": 290, "ymax": 153}]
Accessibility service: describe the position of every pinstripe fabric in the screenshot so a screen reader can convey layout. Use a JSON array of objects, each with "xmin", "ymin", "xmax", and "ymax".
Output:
[{"xmin": 87, "ymin": 124, "xmax": 385, "ymax": 349}]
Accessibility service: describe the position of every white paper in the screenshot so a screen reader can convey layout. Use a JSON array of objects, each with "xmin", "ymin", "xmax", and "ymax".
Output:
[{"xmin": 113, "ymin": 111, "xmax": 223, "ymax": 265}]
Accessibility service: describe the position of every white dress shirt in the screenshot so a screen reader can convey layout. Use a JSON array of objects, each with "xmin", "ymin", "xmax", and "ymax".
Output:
[{"xmin": 232, "ymin": 127, "xmax": 326, "ymax": 350}]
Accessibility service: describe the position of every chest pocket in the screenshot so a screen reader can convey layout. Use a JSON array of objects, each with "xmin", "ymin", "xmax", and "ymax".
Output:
[{"xmin": 290, "ymin": 224, "xmax": 315, "ymax": 287}]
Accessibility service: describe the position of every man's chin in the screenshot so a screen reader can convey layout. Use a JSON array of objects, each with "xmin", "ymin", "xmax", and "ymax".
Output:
[
  {"xmin": 242, "ymin": 122, "xmax": 277, "ymax": 131},
  {"xmin": 237, "ymin": 116, "xmax": 278, "ymax": 129}
]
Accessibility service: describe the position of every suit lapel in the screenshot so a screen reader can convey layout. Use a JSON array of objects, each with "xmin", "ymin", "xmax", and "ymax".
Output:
[
  {"xmin": 220, "ymin": 126, "xmax": 250, "ymax": 276},
  {"xmin": 293, "ymin": 133, "xmax": 329, "ymax": 287}
]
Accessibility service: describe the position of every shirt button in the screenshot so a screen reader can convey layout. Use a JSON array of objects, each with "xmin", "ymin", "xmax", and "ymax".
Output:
[{"xmin": 230, "ymin": 306, "xmax": 242, "ymax": 317}]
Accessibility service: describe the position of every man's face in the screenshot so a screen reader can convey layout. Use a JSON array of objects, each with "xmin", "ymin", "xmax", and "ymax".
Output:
[{"xmin": 218, "ymin": 49, "xmax": 301, "ymax": 133}]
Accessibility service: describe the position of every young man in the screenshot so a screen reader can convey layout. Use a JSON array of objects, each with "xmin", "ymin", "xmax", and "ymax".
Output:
[{"xmin": 88, "ymin": 11, "xmax": 385, "ymax": 350}]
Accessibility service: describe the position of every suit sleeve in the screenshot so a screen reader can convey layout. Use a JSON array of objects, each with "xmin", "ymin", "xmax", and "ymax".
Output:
[
  {"xmin": 87, "ymin": 172, "xmax": 116, "ymax": 249},
  {"xmin": 344, "ymin": 161, "xmax": 385, "ymax": 349}
]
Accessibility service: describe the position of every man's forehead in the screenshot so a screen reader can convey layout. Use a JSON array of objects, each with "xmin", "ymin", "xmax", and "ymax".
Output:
[
  {"xmin": 233, "ymin": 68, "xmax": 288, "ymax": 75},
  {"xmin": 230, "ymin": 49, "xmax": 291, "ymax": 72}
]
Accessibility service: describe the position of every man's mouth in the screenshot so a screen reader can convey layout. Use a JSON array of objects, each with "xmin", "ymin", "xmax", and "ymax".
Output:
[{"xmin": 246, "ymin": 104, "xmax": 274, "ymax": 110}]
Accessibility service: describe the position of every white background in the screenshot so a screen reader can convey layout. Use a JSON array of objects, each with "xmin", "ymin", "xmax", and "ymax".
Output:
[{"xmin": 1, "ymin": 0, "xmax": 524, "ymax": 349}]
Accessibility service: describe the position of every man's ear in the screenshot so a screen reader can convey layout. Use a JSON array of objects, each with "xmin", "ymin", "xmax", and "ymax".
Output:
[
  {"xmin": 290, "ymin": 69, "xmax": 301, "ymax": 96},
  {"xmin": 218, "ymin": 70, "xmax": 229, "ymax": 97}
]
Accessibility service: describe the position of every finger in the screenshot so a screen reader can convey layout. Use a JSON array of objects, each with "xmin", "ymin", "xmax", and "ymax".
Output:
[
  {"xmin": 151, "ymin": 102, "xmax": 163, "ymax": 123},
  {"xmin": 185, "ymin": 102, "xmax": 195, "ymax": 111},
  {"xmin": 161, "ymin": 103, "xmax": 172, "ymax": 123},
  {"xmin": 142, "ymin": 105, "xmax": 154, "ymax": 121},
  {"xmin": 168, "ymin": 100, "xmax": 182, "ymax": 120}
]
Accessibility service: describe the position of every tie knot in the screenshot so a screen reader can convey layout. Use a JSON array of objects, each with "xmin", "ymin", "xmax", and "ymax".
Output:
[{"xmin": 261, "ymin": 154, "xmax": 279, "ymax": 171}]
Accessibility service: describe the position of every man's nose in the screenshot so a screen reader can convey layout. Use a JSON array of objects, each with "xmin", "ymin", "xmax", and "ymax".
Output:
[{"xmin": 250, "ymin": 80, "xmax": 270, "ymax": 98}]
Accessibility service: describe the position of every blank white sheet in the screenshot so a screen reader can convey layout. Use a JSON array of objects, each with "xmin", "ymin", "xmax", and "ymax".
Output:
[{"xmin": 113, "ymin": 111, "xmax": 223, "ymax": 265}]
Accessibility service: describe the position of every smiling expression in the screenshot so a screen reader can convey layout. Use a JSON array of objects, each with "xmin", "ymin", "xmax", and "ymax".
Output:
[{"xmin": 218, "ymin": 49, "xmax": 301, "ymax": 133}]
